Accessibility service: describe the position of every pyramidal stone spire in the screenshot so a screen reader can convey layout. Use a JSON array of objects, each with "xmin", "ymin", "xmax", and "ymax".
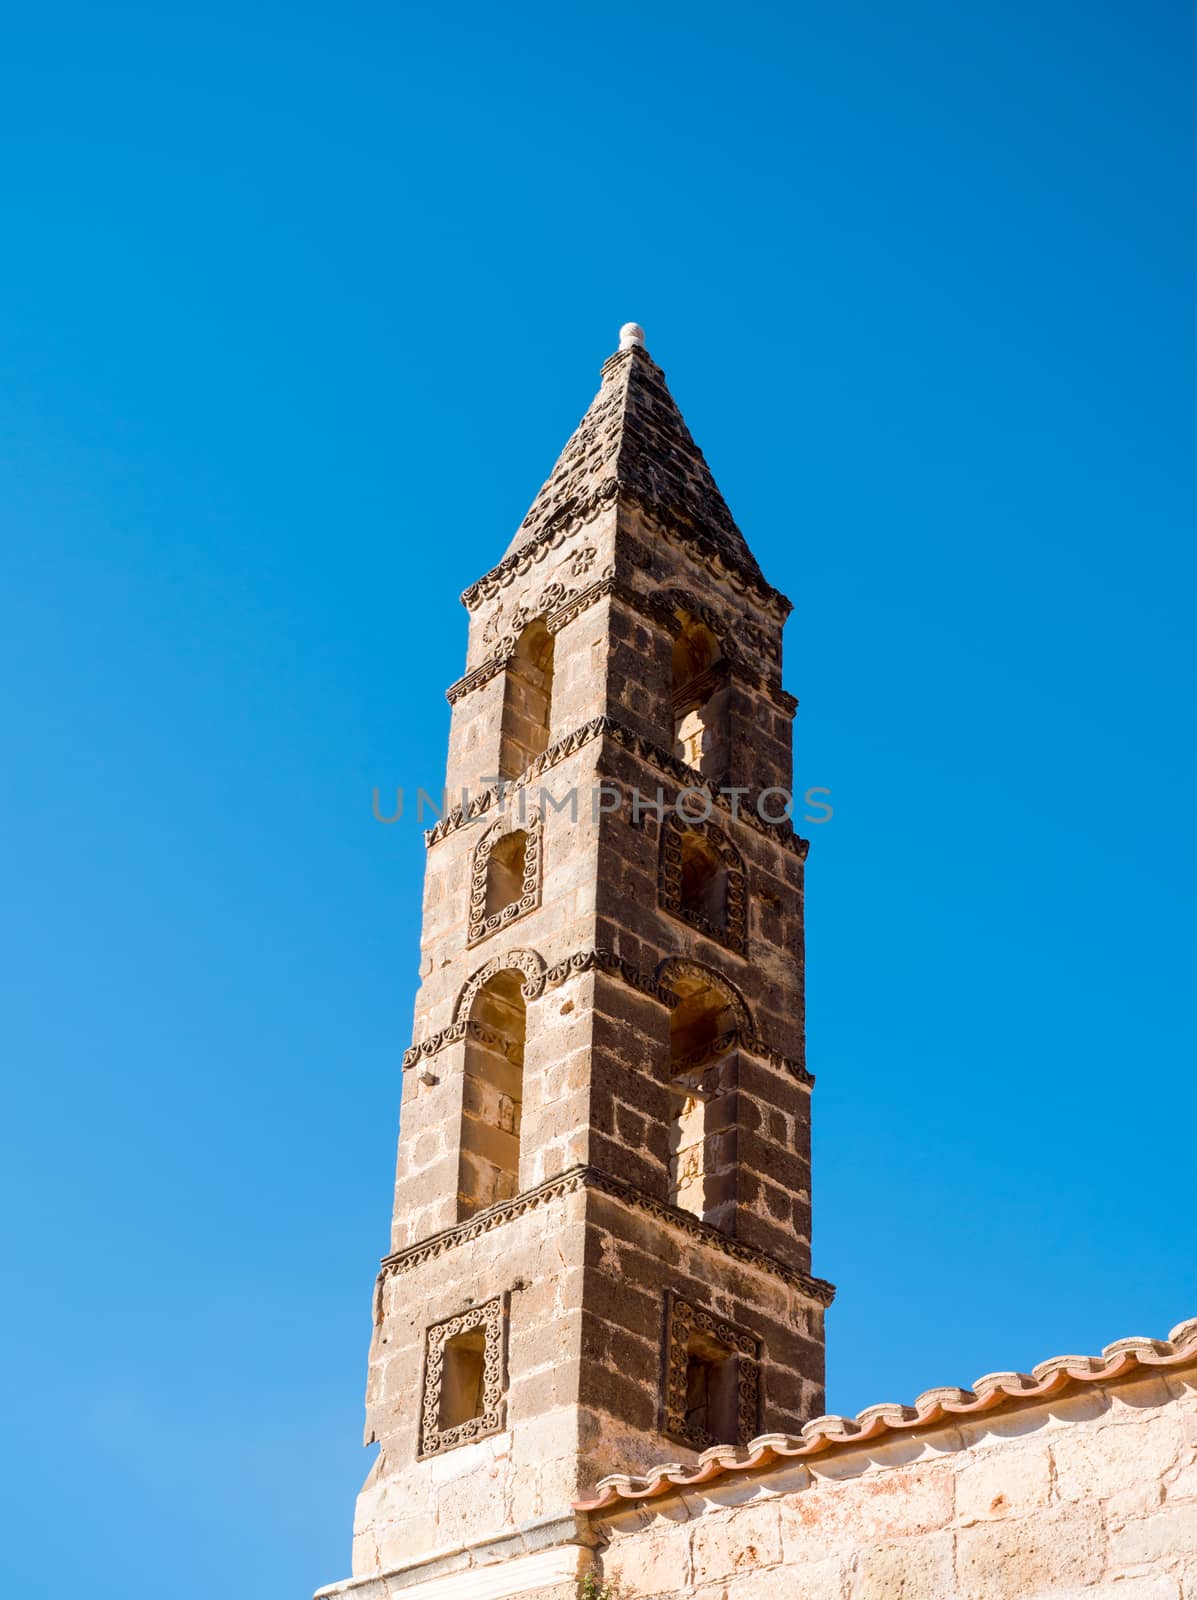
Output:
[{"xmin": 496, "ymin": 323, "xmax": 767, "ymax": 588}]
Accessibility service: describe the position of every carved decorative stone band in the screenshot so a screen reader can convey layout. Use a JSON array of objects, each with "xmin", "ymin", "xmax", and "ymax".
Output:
[
  {"xmin": 459, "ymin": 490, "xmax": 791, "ymax": 620},
  {"xmin": 450, "ymin": 574, "xmax": 794, "ymax": 713},
  {"xmin": 662, "ymin": 1292, "xmax": 761, "ymax": 1452},
  {"xmin": 403, "ymin": 948, "xmax": 811, "ymax": 1084},
  {"xmin": 667, "ymin": 1026, "xmax": 810, "ymax": 1087},
  {"xmin": 402, "ymin": 947, "xmax": 678, "ymax": 1070},
  {"xmin": 378, "ymin": 1164, "xmax": 837, "ymax": 1309},
  {"xmin": 467, "ymin": 809, "xmax": 543, "ymax": 945},
  {"xmin": 658, "ymin": 812, "xmax": 749, "ymax": 953},
  {"xmin": 424, "ymin": 714, "xmax": 810, "ymax": 860},
  {"xmin": 418, "ymin": 1294, "xmax": 507, "ymax": 1458},
  {"xmin": 447, "ymin": 572, "xmax": 613, "ymax": 705},
  {"xmin": 461, "ymin": 519, "xmax": 597, "ymax": 612},
  {"xmin": 541, "ymin": 947, "xmax": 679, "ymax": 1008},
  {"xmin": 452, "ymin": 948, "xmax": 547, "ymax": 1021},
  {"xmin": 651, "ymin": 585, "xmax": 781, "ymax": 668}
]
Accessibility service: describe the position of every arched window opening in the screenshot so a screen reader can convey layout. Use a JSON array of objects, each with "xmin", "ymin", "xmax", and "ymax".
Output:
[
  {"xmin": 678, "ymin": 830, "xmax": 728, "ymax": 931},
  {"xmin": 670, "ymin": 975, "xmax": 740, "ymax": 1069},
  {"xmin": 457, "ymin": 971, "xmax": 526, "ymax": 1220},
  {"xmin": 499, "ymin": 620, "xmax": 554, "ymax": 781},
  {"xmin": 671, "ymin": 618, "xmax": 729, "ymax": 781},
  {"xmin": 667, "ymin": 974, "xmax": 739, "ymax": 1223},
  {"xmin": 484, "ymin": 829, "xmax": 528, "ymax": 921}
]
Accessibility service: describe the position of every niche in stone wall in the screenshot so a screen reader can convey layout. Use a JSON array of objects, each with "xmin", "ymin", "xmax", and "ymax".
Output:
[
  {"xmin": 659, "ymin": 814, "xmax": 747, "ymax": 953},
  {"xmin": 457, "ymin": 971, "xmax": 525, "ymax": 1219},
  {"xmin": 671, "ymin": 616, "xmax": 730, "ymax": 782},
  {"xmin": 468, "ymin": 810, "xmax": 542, "ymax": 945},
  {"xmin": 419, "ymin": 1296, "xmax": 507, "ymax": 1457},
  {"xmin": 666, "ymin": 969, "xmax": 742, "ymax": 1226},
  {"xmin": 499, "ymin": 619, "xmax": 554, "ymax": 780},
  {"xmin": 485, "ymin": 829, "xmax": 527, "ymax": 917},
  {"xmin": 661, "ymin": 1293, "xmax": 760, "ymax": 1451}
]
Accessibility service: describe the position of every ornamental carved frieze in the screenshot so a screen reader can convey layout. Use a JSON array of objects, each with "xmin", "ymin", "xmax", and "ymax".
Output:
[
  {"xmin": 452, "ymin": 573, "xmax": 624, "ymax": 705},
  {"xmin": 452, "ymin": 948, "xmax": 546, "ymax": 1022},
  {"xmin": 402, "ymin": 945, "xmax": 678, "ymax": 1070},
  {"xmin": 659, "ymin": 812, "xmax": 748, "ymax": 954},
  {"xmin": 459, "ymin": 487, "xmax": 791, "ymax": 621},
  {"xmin": 661, "ymin": 1292, "xmax": 761, "ymax": 1451},
  {"xmin": 650, "ymin": 585, "xmax": 782, "ymax": 670},
  {"xmin": 423, "ymin": 713, "xmax": 809, "ymax": 862},
  {"xmin": 378, "ymin": 1164, "xmax": 837, "ymax": 1309},
  {"xmin": 418, "ymin": 1295, "xmax": 507, "ymax": 1458},
  {"xmin": 462, "ymin": 518, "xmax": 598, "ymax": 611},
  {"xmin": 457, "ymin": 577, "xmax": 790, "ymax": 710},
  {"xmin": 540, "ymin": 946, "xmax": 680, "ymax": 1008},
  {"xmin": 467, "ymin": 808, "xmax": 542, "ymax": 946}
]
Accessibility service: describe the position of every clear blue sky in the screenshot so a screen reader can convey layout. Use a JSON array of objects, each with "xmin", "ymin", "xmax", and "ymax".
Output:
[{"xmin": 1, "ymin": 2, "xmax": 1192, "ymax": 1594}]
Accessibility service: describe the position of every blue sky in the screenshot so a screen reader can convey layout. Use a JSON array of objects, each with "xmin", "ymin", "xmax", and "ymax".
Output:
[{"xmin": 1, "ymin": 1, "xmax": 1192, "ymax": 1595}]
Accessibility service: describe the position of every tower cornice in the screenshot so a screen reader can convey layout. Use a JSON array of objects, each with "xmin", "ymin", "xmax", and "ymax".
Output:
[
  {"xmin": 447, "ymin": 574, "xmax": 795, "ymax": 711},
  {"xmin": 376, "ymin": 1163, "xmax": 835, "ymax": 1308},
  {"xmin": 421, "ymin": 713, "xmax": 810, "ymax": 860},
  {"xmin": 460, "ymin": 491, "xmax": 792, "ymax": 619}
]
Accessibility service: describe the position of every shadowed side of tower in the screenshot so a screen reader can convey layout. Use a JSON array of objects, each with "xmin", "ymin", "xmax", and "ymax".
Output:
[{"xmin": 316, "ymin": 325, "xmax": 833, "ymax": 1600}]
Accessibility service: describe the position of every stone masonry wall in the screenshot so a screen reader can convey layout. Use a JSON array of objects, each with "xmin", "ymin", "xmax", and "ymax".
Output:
[{"xmin": 593, "ymin": 1361, "xmax": 1197, "ymax": 1599}]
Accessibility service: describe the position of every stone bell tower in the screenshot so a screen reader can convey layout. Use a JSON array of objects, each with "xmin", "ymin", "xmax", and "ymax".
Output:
[{"xmin": 318, "ymin": 325, "xmax": 834, "ymax": 1600}]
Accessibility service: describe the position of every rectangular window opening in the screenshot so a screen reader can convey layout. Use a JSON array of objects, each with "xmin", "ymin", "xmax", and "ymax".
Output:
[
  {"xmin": 684, "ymin": 1328, "xmax": 739, "ymax": 1446},
  {"xmin": 437, "ymin": 1327, "xmax": 487, "ymax": 1432}
]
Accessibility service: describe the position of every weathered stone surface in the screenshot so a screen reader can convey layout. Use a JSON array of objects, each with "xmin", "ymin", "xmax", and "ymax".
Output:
[
  {"xmin": 780, "ymin": 1464, "xmax": 954, "ymax": 1552},
  {"xmin": 853, "ymin": 1531, "xmax": 954, "ymax": 1599},
  {"xmin": 1054, "ymin": 1412, "xmax": 1184, "ymax": 1503},
  {"xmin": 689, "ymin": 1503, "xmax": 783, "ymax": 1586},
  {"xmin": 1109, "ymin": 1501, "xmax": 1197, "ymax": 1565},
  {"xmin": 725, "ymin": 1554, "xmax": 848, "ymax": 1599},
  {"xmin": 955, "ymin": 1440, "xmax": 1052, "ymax": 1522},
  {"xmin": 956, "ymin": 1504, "xmax": 1104, "ymax": 1598}
]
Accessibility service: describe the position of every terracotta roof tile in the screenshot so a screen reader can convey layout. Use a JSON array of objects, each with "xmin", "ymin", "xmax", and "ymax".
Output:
[{"xmin": 574, "ymin": 1315, "xmax": 1197, "ymax": 1512}]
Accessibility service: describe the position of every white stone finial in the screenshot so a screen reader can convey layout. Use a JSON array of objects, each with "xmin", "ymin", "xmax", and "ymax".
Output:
[{"xmin": 619, "ymin": 322, "xmax": 646, "ymax": 351}]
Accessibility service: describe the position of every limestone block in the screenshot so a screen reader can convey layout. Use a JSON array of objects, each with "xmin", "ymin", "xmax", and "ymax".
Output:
[
  {"xmin": 371, "ymin": 1508, "xmax": 441, "ymax": 1574},
  {"xmin": 724, "ymin": 1553, "xmax": 848, "ymax": 1599},
  {"xmin": 781, "ymin": 1464, "xmax": 954, "ymax": 1556},
  {"xmin": 1102, "ymin": 1579, "xmax": 1183, "ymax": 1599},
  {"xmin": 600, "ymin": 1524, "xmax": 693, "ymax": 1597},
  {"xmin": 689, "ymin": 1502, "xmax": 783, "ymax": 1586},
  {"xmin": 1109, "ymin": 1501, "xmax": 1197, "ymax": 1565},
  {"xmin": 955, "ymin": 1503, "xmax": 1104, "ymax": 1599},
  {"xmin": 955, "ymin": 1441, "xmax": 1052, "ymax": 1522},
  {"xmin": 1106, "ymin": 1478, "xmax": 1165, "ymax": 1521},
  {"xmin": 1168, "ymin": 1463, "xmax": 1197, "ymax": 1502},
  {"xmin": 1054, "ymin": 1413, "xmax": 1184, "ymax": 1503},
  {"xmin": 852, "ymin": 1531, "xmax": 955, "ymax": 1600}
]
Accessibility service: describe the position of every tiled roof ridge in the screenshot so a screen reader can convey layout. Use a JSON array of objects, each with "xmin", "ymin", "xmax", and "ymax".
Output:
[{"xmin": 574, "ymin": 1314, "xmax": 1197, "ymax": 1513}]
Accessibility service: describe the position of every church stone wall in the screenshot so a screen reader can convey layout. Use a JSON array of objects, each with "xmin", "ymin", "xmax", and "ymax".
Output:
[{"xmin": 594, "ymin": 1363, "xmax": 1197, "ymax": 1599}]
